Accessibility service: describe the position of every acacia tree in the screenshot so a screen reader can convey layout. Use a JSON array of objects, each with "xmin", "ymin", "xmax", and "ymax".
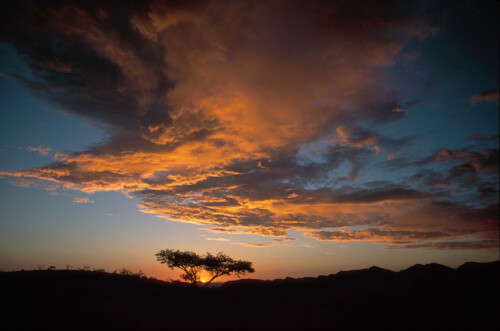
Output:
[
  {"xmin": 203, "ymin": 252, "xmax": 254, "ymax": 285},
  {"xmin": 156, "ymin": 249, "xmax": 204, "ymax": 283},
  {"xmin": 156, "ymin": 249, "xmax": 255, "ymax": 285}
]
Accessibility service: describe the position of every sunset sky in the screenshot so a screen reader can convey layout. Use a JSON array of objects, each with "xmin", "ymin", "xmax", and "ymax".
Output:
[{"xmin": 0, "ymin": 0, "xmax": 498, "ymax": 281}]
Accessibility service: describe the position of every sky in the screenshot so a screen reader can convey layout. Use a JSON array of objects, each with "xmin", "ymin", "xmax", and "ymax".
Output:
[{"xmin": 0, "ymin": 0, "xmax": 498, "ymax": 281}]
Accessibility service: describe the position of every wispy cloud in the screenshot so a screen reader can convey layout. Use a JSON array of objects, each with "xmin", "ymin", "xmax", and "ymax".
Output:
[
  {"xmin": 72, "ymin": 197, "xmax": 94, "ymax": 204},
  {"xmin": 306, "ymin": 228, "xmax": 449, "ymax": 243},
  {"xmin": 205, "ymin": 237, "xmax": 231, "ymax": 242},
  {"xmin": 73, "ymin": 198, "xmax": 94, "ymax": 203},
  {"xmin": 273, "ymin": 237, "xmax": 296, "ymax": 242},
  {"xmin": 232, "ymin": 242, "xmax": 280, "ymax": 248},
  {"xmin": 386, "ymin": 239, "xmax": 499, "ymax": 251},
  {"xmin": 469, "ymin": 89, "xmax": 499, "ymax": 104},
  {"xmin": 26, "ymin": 146, "xmax": 53, "ymax": 156}
]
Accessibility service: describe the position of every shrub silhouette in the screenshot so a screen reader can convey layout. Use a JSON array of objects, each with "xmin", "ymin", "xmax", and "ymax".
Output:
[
  {"xmin": 156, "ymin": 249, "xmax": 254, "ymax": 285},
  {"xmin": 114, "ymin": 268, "xmax": 144, "ymax": 278}
]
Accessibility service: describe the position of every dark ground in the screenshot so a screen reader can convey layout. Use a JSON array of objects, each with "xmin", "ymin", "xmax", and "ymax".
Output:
[{"xmin": 0, "ymin": 261, "xmax": 498, "ymax": 331}]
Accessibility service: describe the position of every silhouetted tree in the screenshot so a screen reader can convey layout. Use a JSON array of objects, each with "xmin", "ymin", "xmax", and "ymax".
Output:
[
  {"xmin": 156, "ymin": 249, "xmax": 255, "ymax": 285},
  {"xmin": 203, "ymin": 252, "xmax": 254, "ymax": 285},
  {"xmin": 156, "ymin": 249, "xmax": 204, "ymax": 284}
]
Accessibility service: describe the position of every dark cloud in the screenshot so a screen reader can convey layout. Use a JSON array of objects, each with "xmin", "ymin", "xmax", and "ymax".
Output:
[
  {"xmin": 329, "ymin": 187, "xmax": 434, "ymax": 204},
  {"xmin": 472, "ymin": 134, "xmax": 500, "ymax": 142},
  {"xmin": 386, "ymin": 240, "xmax": 499, "ymax": 251},
  {"xmin": 388, "ymin": 147, "xmax": 499, "ymax": 193},
  {"xmin": 0, "ymin": 0, "xmax": 425, "ymax": 143},
  {"xmin": 469, "ymin": 89, "xmax": 499, "ymax": 105},
  {"xmin": 307, "ymin": 228, "xmax": 449, "ymax": 243},
  {"xmin": 426, "ymin": 149, "xmax": 499, "ymax": 173}
]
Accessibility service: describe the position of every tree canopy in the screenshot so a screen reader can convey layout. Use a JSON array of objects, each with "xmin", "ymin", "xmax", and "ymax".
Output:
[
  {"xmin": 156, "ymin": 249, "xmax": 254, "ymax": 285},
  {"xmin": 156, "ymin": 249, "xmax": 204, "ymax": 283}
]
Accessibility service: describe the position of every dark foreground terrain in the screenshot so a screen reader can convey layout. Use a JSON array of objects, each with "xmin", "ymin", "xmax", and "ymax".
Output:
[{"xmin": 1, "ymin": 261, "xmax": 498, "ymax": 331}]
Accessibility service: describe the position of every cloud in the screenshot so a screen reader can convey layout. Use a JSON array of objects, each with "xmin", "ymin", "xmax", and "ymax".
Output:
[
  {"xmin": 333, "ymin": 126, "xmax": 382, "ymax": 154},
  {"xmin": 392, "ymin": 107, "xmax": 408, "ymax": 113},
  {"xmin": 0, "ymin": 1, "xmax": 497, "ymax": 250},
  {"xmin": 386, "ymin": 239, "xmax": 499, "ymax": 251},
  {"xmin": 427, "ymin": 149, "xmax": 499, "ymax": 173},
  {"xmin": 205, "ymin": 227, "xmax": 249, "ymax": 234},
  {"xmin": 472, "ymin": 134, "xmax": 499, "ymax": 142},
  {"xmin": 232, "ymin": 242, "xmax": 280, "ymax": 248},
  {"xmin": 305, "ymin": 201, "xmax": 498, "ymax": 247},
  {"xmin": 389, "ymin": 147, "xmax": 499, "ymax": 179},
  {"xmin": 72, "ymin": 197, "xmax": 94, "ymax": 204},
  {"xmin": 26, "ymin": 146, "xmax": 53, "ymax": 156},
  {"xmin": 205, "ymin": 237, "xmax": 230, "ymax": 242},
  {"xmin": 273, "ymin": 238, "xmax": 296, "ymax": 242},
  {"xmin": 306, "ymin": 228, "xmax": 449, "ymax": 244},
  {"xmin": 469, "ymin": 89, "xmax": 499, "ymax": 104}
]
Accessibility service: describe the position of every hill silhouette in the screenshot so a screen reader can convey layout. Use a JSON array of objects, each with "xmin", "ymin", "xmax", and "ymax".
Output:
[{"xmin": 0, "ymin": 261, "xmax": 498, "ymax": 330}]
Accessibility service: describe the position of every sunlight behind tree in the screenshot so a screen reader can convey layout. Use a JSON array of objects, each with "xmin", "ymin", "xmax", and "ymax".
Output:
[{"xmin": 156, "ymin": 249, "xmax": 254, "ymax": 285}]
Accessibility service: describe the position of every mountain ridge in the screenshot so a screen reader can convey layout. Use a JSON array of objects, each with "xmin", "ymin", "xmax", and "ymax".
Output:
[
  {"xmin": 222, "ymin": 260, "xmax": 497, "ymax": 286},
  {"xmin": 1, "ymin": 260, "xmax": 498, "ymax": 330}
]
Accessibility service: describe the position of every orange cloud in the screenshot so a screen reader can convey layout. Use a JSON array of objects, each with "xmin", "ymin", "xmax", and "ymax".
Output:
[
  {"xmin": 72, "ymin": 197, "xmax": 94, "ymax": 204},
  {"xmin": 204, "ymin": 237, "xmax": 231, "ymax": 242},
  {"xmin": 334, "ymin": 126, "xmax": 381, "ymax": 154},
  {"xmin": 232, "ymin": 242, "xmax": 281, "ymax": 248}
]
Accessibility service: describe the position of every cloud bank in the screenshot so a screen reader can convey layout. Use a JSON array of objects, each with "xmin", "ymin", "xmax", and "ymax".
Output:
[{"xmin": 0, "ymin": 0, "xmax": 498, "ymax": 250}]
